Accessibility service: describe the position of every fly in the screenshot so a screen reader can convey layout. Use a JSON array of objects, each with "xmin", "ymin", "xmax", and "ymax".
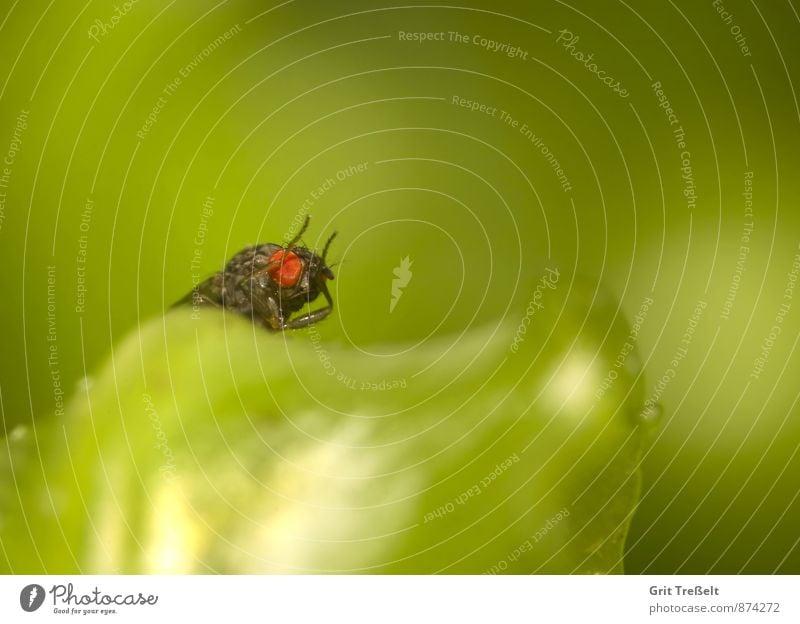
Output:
[{"xmin": 176, "ymin": 216, "xmax": 336, "ymax": 330}]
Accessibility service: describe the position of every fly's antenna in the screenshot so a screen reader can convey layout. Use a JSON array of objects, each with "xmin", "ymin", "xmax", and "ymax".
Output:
[
  {"xmin": 286, "ymin": 215, "xmax": 310, "ymax": 248},
  {"xmin": 322, "ymin": 231, "xmax": 337, "ymax": 262}
]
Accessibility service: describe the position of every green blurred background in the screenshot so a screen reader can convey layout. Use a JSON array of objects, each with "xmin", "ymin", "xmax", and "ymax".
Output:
[{"xmin": 0, "ymin": 0, "xmax": 798, "ymax": 573}]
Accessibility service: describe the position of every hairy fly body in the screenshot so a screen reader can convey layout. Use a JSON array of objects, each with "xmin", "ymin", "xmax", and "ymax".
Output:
[{"xmin": 177, "ymin": 216, "xmax": 336, "ymax": 330}]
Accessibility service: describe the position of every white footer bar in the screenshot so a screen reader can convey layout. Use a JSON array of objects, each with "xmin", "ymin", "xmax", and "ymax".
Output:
[{"xmin": 1, "ymin": 575, "xmax": 796, "ymax": 623}]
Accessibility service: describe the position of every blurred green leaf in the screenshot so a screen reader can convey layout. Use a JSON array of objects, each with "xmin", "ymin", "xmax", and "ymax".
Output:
[{"xmin": 2, "ymin": 280, "xmax": 646, "ymax": 573}]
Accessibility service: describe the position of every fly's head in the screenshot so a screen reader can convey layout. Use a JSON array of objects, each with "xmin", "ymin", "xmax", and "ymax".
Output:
[
  {"xmin": 263, "ymin": 225, "xmax": 336, "ymax": 313},
  {"xmin": 240, "ymin": 215, "xmax": 337, "ymax": 329}
]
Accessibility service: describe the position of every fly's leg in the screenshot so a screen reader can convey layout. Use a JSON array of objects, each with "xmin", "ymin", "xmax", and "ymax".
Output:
[
  {"xmin": 235, "ymin": 274, "xmax": 283, "ymax": 330},
  {"xmin": 281, "ymin": 283, "xmax": 333, "ymax": 329},
  {"xmin": 250, "ymin": 292, "xmax": 285, "ymax": 330},
  {"xmin": 282, "ymin": 304, "xmax": 332, "ymax": 329}
]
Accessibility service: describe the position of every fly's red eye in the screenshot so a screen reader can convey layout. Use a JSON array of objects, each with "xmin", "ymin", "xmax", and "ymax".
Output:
[{"xmin": 266, "ymin": 249, "xmax": 302, "ymax": 287}]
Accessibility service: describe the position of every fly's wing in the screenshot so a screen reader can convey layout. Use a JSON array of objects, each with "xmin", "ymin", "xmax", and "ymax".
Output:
[{"xmin": 173, "ymin": 273, "xmax": 224, "ymax": 308}]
